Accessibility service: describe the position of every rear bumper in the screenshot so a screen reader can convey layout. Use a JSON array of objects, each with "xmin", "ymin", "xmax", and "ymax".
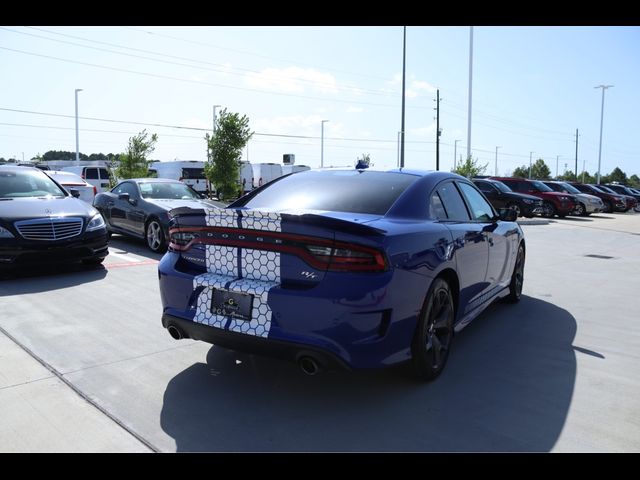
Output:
[
  {"xmin": 162, "ymin": 313, "xmax": 351, "ymax": 371},
  {"xmin": 0, "ymin": 231, "xmax": 109, "ymax": 268}
]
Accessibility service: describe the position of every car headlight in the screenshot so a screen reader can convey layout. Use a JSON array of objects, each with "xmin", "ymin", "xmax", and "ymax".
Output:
[
  {"xmin": 0, "ymin": 225, "xmax": 15, "ymax": 238},
  {"xmin": 86, "ymin": 213, "xmax": 106, "ymax": 232},
  {"xmin": 522, "ymin": 199, "xmax": 534, "ymax": 204}
]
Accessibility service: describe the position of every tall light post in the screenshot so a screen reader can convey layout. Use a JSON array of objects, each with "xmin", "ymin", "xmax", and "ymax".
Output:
[
  {"xmin": 466, "ymin": 26, "xmax": 474, "ymax": 160},
  {"xmin": 556, "ymin": 155, "xmax": 560, "ymax": 179},
  {"xmin": 594, "ymin": 85, "xmax": 613, "ymax": 184},
  {"xmin": 494, "ymin": 146, "xmax": 501, "ymax": 176},
  {"xmin": 320, "ymin": 120, "xmax": 329, "ymax": 168},
  {"xmin": 75, "ymin": 88, "xmax": 83, "ymax": 166},
  {"xmin": 529, "ymin": 151, "xmax": 534, "ymax": 179},
  {"xmin": 453, "ymin": 139, "xmax": 460, "ymax": 169}
]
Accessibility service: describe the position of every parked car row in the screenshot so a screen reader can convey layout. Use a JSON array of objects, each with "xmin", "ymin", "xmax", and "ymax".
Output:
[{"xmin": 473, "ymin": 176, "xmax": 638, "ymax": 218}]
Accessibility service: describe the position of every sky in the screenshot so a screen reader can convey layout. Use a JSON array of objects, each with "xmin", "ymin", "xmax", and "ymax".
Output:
[{"xmin": 1, "ymin": 25, "xmax": 639, "ymax": 178}]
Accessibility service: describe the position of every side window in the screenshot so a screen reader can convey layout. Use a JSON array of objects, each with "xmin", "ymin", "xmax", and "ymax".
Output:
[
  {"xmin": 435, "ymin": 182, "xmax": 470, "ymax": 221},
  {"xmin": 114, "ymin": 182, "xmax": 138, "ymax": 198},
  {"xmin": 458, "ymin": 182, "xmax": 495, "ymax": 222},
  {"xmin": 475, "ymin": 181, "xmax": 494, "ymax": 194},
  {"xmin": 99, "ymin": 168, "xmax": 110, "ymax": 180},
  {"xmin": 429, "ymin": 191, "xmax": 447, "ymax": 220},
  {"xmin": 85, "ymin": 168, "xmax": 99, "ymax": 179}
]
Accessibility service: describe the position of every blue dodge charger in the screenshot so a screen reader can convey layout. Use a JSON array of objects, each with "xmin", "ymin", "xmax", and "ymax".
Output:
[{"xmin": 158, "ymin": 169, "xmax": 525, "ymax": 380}]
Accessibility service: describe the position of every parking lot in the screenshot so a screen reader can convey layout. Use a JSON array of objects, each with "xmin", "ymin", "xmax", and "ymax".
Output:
[{"xmin": 1, "ymin": 213, "xmax": 639, "ymax": 452}]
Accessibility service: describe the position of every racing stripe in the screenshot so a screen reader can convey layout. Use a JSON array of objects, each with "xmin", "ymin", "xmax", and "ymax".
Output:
[{"xmin": 192, "ymin": 208, "xmax": 282, "ymax": 338}]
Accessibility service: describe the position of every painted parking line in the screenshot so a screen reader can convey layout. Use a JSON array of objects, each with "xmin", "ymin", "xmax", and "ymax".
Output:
[
  {"xmin": 105, "ymin": 260, "xmax": 159, "ymax": 269},
  {"xmin": 107, "ymin": 249, "xmax": 143, "ymax": 263}
]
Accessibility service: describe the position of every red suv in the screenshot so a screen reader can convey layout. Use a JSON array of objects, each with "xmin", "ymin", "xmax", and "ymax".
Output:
[{"xmin": 490, "ymin": 177, "xmax": 577, "ymax": 218}]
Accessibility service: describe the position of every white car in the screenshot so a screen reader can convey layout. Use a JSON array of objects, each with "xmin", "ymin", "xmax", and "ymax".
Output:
[{"xmin": 46, "ymin": 170, "xmax": 96, "ymax": 204}]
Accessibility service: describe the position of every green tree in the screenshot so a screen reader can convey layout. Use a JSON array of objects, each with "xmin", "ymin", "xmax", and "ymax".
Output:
[
  {"xmin": 531, "ymin": 158, "xmax": 551, "ymax": 180},
  {"xmin": 204, "ymin": 108, "xmax": 253, "ymax": 200},
  {"xmin": 628, "ymin": 174, "xmax": 640, "ymax": 188},
  {"xmin": 452, "ymin": 155, "xmax": 488, "ymax": 178},
  {"xmin": 512, "ymin": 165, "xmax": 529, "ymax": 178},
  {"xmin": 115, "ymin": 130, "xmax": 158, "ymax": 180},
  {"xmin": 607, "ymin": 167, "xmax": 627, "ymax": 184},
  {"xmin": 557, "ymin": 169, "xmax": 577, "ymax": 182},
  {"xmin": 578, "ymin": 171, "xmax": 596, "ymax": 184}
]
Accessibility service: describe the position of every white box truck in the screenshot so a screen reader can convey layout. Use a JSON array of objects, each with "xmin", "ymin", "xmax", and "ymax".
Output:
[
  {"xmin": 148, "ymin": 161, "xmax": 210, "ymax": 195},
  {"xmin": 252, "ymin": 163, "xmax": 283, "ymax": 189}
]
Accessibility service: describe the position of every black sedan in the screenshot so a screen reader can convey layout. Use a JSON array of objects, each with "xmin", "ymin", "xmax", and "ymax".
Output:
[
  {"xmin": 472, "ymin": 178, "xmax": 543, "ymax": 218},
  {"xmin": 0, "ymin": 166, "xmax": 109, "ymax": 269},
  {"xmin": 93, "ymin": 178, "xmax": 219, "ymax": 252}
]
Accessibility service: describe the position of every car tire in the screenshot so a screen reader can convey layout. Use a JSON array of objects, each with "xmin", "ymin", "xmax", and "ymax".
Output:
[
  {"xmin": 145, "ymin": 218, "xmax": 167, "ymax": 253},
  {"xmin": 82, "ymin": 257, "xmax": 105, "ymax": 266},
  {"xmin": 506, "ymin": 202, "xmax": 521, "ymax": 217},
  {"xmin": 574, "ymin": 203, "xmax": 586, "ymax": 216},
  {"xmin": 505, "ymin": 244, "xmax": 525, "ymax": 303},
  {"xmin": 541, "ymin": 201, "xmax": 555, "ymax": 218},
  {"xmin": 604, "ymin": 201, "xmax": 613, "ymax": 213},
  {"xmin": 411, "ymin": 277, "xmax": 454, "ymax": 381}
]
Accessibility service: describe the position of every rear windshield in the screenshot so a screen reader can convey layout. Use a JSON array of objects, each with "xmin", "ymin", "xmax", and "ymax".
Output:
[
  {"xmin": 492, "ymin": 180, "xmax": 512, "ymax": 193},
  {"xmin": 181, "ymin": 168, "xmax": 206, "ymax": 179},
  {"xmin": 236, "ymin": 170, "xmax": 418, "ymax": 215}
]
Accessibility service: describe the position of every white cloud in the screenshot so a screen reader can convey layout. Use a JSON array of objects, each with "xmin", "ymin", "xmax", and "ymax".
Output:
[
  {"xmin": 387, "ymin": 73, "xmax": 437, "ymax": 98},
  {"xmin": 244, "ymin": 67, "xmax": 338, "ymax": 94}
]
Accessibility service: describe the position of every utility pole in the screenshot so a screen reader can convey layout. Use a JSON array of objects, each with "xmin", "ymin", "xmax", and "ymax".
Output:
[
  {"xmin": 435, "ymin": 89, "xmax": 440, "ymax": 171},
  {"xmin": 495, "ymin": 146, "xmax": 501, "ymax": 176},
  {"xmin": 213, "ymin": 105, "xmax": 221, "ymax": 134},
  {"xmin": 595, "ymin": 85, "xmax": 613, "ymax": 184},
  {"xmin": 529, "ymin": 151, "xmax": 534, "ymax": 179},
  {"xmin": 397, "ymin": 131, "xmax": 401, "ymax": 168},
  {"xmin": 454, "ymin": 140, "xmax": 460, "ymax": 169},
  {"xmin": 574, "ymin": 128, "xmax": 579, "ymax": 179},
  {"xmin": 582, "ymin": 159, "xmax": 586, "ymax": 183},
  {"xmin": 466, "ymin": 26, "xmax": 474, "ymax": 160},
  {"xmin": 556, "ymin": 155, "xmax": 560, "ymax": 179},
  {"xmin": 400, "ymin": 26, "xmax": 407, "ymax": 168}
]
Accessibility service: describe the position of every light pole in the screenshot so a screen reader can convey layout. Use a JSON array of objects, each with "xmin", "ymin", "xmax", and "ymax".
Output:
[
  {"xmin": 75, "ymin": 88, "xmax": 82, "ymax": 166},
  {"xmin": 453, "ymin": 139, "xmax": 460, "ymax": 169},
  {"xmin": 397, "ymin": 131, "xmax": 401, "ymax": 167},
  {"xmin": 529, "ymin": 151, "xmax": 534, "ymax": 179},
  {"xmin": 494, "ymin": 146, "xmax": 501, "ymax": 176},
  {"xmin": 466, "ymin": 26, "xmax": 474, "ymax": 160},
  {"xmin": 556, "ymin": 155, "xmax": 560, "ymax": 179},
  {"xmin": 595, "ymin": 85, "xmax": 613, "ymax": 184},
  {"xmin": 320, "ymin": 120, "xmax": 329, "ymax": 168}
]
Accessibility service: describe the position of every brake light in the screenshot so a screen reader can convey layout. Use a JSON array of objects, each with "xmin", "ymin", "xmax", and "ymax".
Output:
[
  {"xmin": 93, "ymin": 185, "xmax": 97, "ymax": 196},
  {"xmin": 168, "ymin": 227, "xmax": 387, "ymax": 272}
]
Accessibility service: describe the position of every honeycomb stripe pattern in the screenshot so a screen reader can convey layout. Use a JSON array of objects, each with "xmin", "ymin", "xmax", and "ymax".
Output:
[{"xmin": 192, "ymin": 208, "xmax": 281, "ymax": 338}]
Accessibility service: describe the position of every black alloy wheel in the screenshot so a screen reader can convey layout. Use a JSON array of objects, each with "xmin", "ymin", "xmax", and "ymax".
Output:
[
  {"xmin": 505, "ymin": 244, "xmax": 525, "ymax": 303},
  {"xmin": 411, "ymin": 278, "xmax": 454, "ymax": 381}
]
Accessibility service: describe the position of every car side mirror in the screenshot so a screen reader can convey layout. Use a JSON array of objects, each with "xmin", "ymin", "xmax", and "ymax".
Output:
[
  {"xmin": 69, "ymin": 189, "xmax": 80, "ymax": 198},
  {"xmin": 118, "ymin": 192, "xmax": 130, "ymax": 201},
  {"xmin": 498, "ymin": 207, "xmax": 518, "ymax": 222}
]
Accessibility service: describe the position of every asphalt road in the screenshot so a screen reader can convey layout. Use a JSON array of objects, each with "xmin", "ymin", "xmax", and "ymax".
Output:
[{"xmin": 1, "ymin": 213, "xmax": 639, "ymax": 452}]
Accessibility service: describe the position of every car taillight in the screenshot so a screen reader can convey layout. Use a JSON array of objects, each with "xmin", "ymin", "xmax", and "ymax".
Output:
[
  {"xmin": 92, "ymin": 185, "xmax": 97, "ymax": 196},
  {"xmin": 168, "ymin": 227, "xmax": 388, "ymax": 273}
]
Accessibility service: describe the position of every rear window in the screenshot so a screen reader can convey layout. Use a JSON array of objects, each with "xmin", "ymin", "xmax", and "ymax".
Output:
[
  {"xmin": 85, "ymin": 168, "xmax": 99, "ymax": 179},
  {"xmin": 181, "ymin": 168, "xmax": 206, "ymax": 180},
  {"xmin": 236, "ymin": 170, "xmax": 418, "ymax": 215}
]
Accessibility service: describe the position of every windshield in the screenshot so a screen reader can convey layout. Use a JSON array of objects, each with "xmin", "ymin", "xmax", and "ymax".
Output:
[
  {"xmin": 595, "ymin": 185, "xmax": 616, "ymax": 194},
  {"xmin": 530, "ymin": 180, "xmax": 553, "ymax": 192},
  {"xmin": 236, "ymin": 170, "xmax": 418, "ymax": 215},
  {"xmin": 0, "ymin": 168, "xmax": 66, "ymax": 198},
  {"xmin": 558, "ymin": 182, "xmax": 581, "ymax": 194},
  {"xmin": 492, "ymin": 180, "xmax": 512, "ymax": 193},
  {"xmin": 138, "ymin": 182, "xmax": 201, "ymax": 199}
]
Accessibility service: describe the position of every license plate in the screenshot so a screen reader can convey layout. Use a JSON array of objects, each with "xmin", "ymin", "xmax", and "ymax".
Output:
[{"xmin": 211, "ymin": 289, "xmax": 253, "ymax": 321}]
